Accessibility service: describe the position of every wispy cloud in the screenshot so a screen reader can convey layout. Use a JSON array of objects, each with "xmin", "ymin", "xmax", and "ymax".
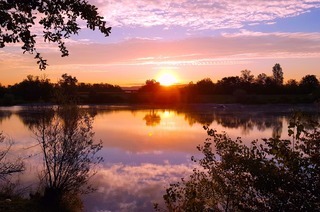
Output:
[
  {"xmin": 41, "ymin": 31, "xmax": 320, "ymax": 68},
  {"xmin": 91, "ymin": 0, "xmax": 320, "ymax": 30},
  {"xmin": 222, "ymin": 30, "xmax": 320, "ymax": 39},
  {"xmin": 2, "ymin": 29, "xmax": 320, "ymax": 85}
]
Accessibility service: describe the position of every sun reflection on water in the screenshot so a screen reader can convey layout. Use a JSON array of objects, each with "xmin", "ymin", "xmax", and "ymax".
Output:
[{"xmin": 0, "ymin": 105, "xmax": 303, "ymax": 212}]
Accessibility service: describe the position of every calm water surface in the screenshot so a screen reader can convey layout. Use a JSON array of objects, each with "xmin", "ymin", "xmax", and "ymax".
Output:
[{"xmin": 0, "ymin": 104, "xmax": 317, "ymax": 211}]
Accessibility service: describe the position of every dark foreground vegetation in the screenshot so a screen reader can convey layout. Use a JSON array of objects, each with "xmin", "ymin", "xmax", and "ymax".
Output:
[
  {"xmin": 155, "ymin": 112, "xmax": 320, "ymax": 211},
  {"xmin": 1, "ymin": 64, "xmax": 320, "ymax": 105},
  {"xmin": 0, "ymin": 105, "xmax": 102, "ymax": 212}
]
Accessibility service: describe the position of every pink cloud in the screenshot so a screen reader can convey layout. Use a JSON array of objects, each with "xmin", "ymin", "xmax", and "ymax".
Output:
[
  {"xmin": 90, "ymin": 0, "xmax": 320, "ymax": 29},
  {"xmin": 39, "ymin": 31, "xmax": 320, "ymax": 68}
]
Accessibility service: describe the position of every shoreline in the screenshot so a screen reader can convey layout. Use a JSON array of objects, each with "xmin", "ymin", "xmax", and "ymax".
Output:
[{"xmin": 1, "ymin": 103, "xmax": 319, "ymax": 114}]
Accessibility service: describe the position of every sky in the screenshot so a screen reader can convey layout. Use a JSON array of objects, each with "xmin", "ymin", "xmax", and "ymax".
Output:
[{"xmin": 1, "ymin": 0, "xmax": 320, "ymax": 86}]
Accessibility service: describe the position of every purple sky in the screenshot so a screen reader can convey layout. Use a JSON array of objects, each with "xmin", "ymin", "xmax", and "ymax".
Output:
[{"xmin": 1, "ymin": 0, "xmax": 320, "ymax": 86}]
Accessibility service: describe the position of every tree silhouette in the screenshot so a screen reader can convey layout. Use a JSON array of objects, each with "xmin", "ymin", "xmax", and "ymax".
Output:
[
  {"xmin": 299, "ymin": 74, "xmax": 319, "ymax": 94},
  {"xmin": 0, "ymin": 84, "xmax": 5, "ymax": 99},
  {"xmin": 56, "ymin": 74, "xmax": 78, "ymax": 103},
  {"xmin": 240, "ymin": 69, "xmax": 254, "ymax": 84},
  {"xmin": 286, "ymin": 79, "xmax": 298, "ymax": 87},
  {"xmin": 285, "ymin": 79, "xmax": 299, "ymax": 94},
  {"xmin": 0, "ymin": 0, "xmax": 111, "ymax": 69},
  {"xmin": 10, "ymin": 75, "xmax": 53, "ymax": 102},
  {"xmin": 255, "ymin": 73, "xmax": 268, "ymax": 85},
  {"xmin": 272, "ymin": 63, "xmax": 284, "ymax": 85},
  {"xmin": 216, "ymin": 76, "xmax": 242, "ymax": 94},
  {"xmin": 195, "ymin": 78, "xmax": 215, "ymax": 94},
  {"xmin": 138, "ymin": 79, "xmax": 161, "ymax": 93}
]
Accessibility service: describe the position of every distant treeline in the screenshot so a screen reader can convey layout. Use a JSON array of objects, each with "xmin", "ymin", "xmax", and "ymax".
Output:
[
  {"xmin": 0, "ymin": 74, "xmax": 123, "ymax": 105},
  {"xmin": 1, "ymin": 64, "xmax": 320, "ymax": 105}
]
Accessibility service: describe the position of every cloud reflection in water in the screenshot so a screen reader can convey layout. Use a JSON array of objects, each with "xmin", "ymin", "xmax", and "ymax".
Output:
[{"xmin": 85, "ymin": 162, "xmax": 196, "ymax": 212}]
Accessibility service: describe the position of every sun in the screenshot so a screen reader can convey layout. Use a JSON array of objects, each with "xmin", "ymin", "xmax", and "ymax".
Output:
[{"xmin": 157, "ymin": 72, "xmax": 178, "ymax": 86}]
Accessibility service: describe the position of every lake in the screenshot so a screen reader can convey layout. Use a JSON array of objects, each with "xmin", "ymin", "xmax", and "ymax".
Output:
[{"xmin": 0, "ymin": 104, "xmax": 318, "ymax": 211}]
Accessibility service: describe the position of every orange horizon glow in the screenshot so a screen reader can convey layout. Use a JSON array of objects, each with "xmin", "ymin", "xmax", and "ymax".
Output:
[
  {"xmin": 1, "ymin": 0, "xmax": 320, "ymax": 88},
  {"xmin": 0, "ymin": 70, "xmax": 313, "ymax": 88}
]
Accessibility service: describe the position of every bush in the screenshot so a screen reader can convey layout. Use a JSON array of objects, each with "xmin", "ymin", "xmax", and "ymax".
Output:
[{"xmin": 157, "ymin": 113, "xmax": 320, "ymax": 211}]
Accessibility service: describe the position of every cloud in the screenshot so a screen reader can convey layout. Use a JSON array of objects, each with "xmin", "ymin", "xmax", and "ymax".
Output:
[
  {"xmin": 222, "ymin": 30, "xmax": 320, "ymax": 39},
  {"xmin": 84, "ymin": 162, "xmax": 197, "ymax": 211},
  {"xmin": 90, "ymin": 0, "xmax": 320, "ymax": 30},
  {"xmin": 2, "ymin": 28, "xmax": 320, "ymax": 85},
  {"xmin": 40, "ymin": 30, "xmax": 320, "ymax": 68},
  {"xmin": 3, "ymin": 29, "xmax": 315, "ymax": 83}
]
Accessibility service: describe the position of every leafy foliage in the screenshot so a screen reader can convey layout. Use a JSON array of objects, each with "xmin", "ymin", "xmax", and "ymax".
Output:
[
  {"xmin": 157, "ymin": 113, "xmax": 320, "ymax": 211},
  {"xmin": 0, "ymin": 0, "xmax": 111, "ymax": 69}
]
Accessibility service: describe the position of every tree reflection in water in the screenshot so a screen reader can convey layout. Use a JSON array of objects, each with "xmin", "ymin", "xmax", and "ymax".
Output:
[
  {"xmin": 36, "ymin": 105, "xmax": 102, "ymax": 211},
  {"xmin": 0, "ymin": 110, "xmax": 12, "ymax": 124},
  {"xmin": 13, "ymin": 105, "xmax": 103, "ymax": 211},
  {"xmin": 143, "ymin": 110, "xmax": 161, "ymax": 126},
  {"xmin": 182, "ymin": 110, "xmax": 287, "ymax": 137},
  {"xmin": 16, "ymin": 107, "xmax": 54, "ymax": 129}
]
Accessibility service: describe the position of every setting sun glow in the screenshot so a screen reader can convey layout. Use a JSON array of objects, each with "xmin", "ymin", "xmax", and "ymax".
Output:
[{"xmin": 157, "ymin": 72, "xmax": 178, "ymax": 86}]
